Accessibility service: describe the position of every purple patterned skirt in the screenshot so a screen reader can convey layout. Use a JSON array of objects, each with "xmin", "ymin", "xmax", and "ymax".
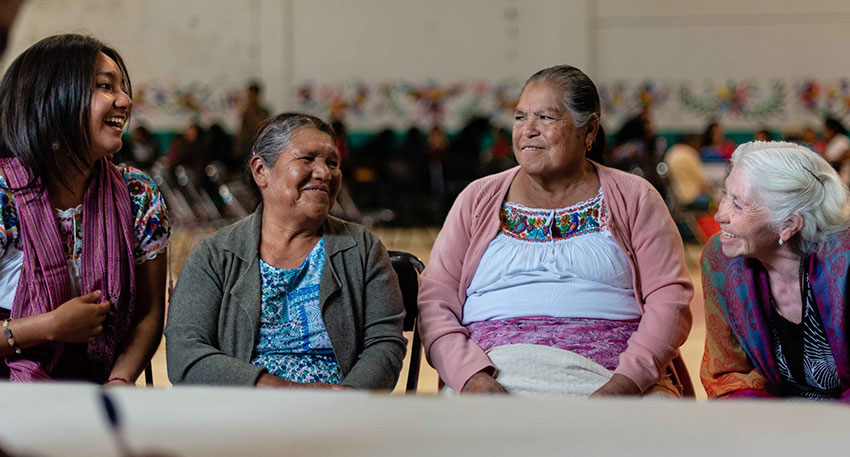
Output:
[{"xmin": 466, "ymin": 316, "xmax": 640, "ymax": 371}]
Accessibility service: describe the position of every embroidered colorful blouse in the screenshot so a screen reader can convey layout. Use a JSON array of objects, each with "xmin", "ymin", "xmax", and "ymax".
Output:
[
  {"xmin": 499, "ymin": 189, "xmax": 606, "ymax": 242},
  {"xmin": 463, "ymin": 189, "xmax": 640, "ymax": 324},
  {"xmin": 461, "ymin": 189, "xmax": 642, "ymax": 371},
  {"xmin": 251, "ymin": 238, "xmax": 343, "ymax": 384},
  {"xmin": 0, "ymin": 167, "xmax": 170, "ymax": 309}
]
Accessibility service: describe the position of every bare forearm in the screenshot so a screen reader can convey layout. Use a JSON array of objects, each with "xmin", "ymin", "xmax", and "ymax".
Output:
[
  {"xmin": 108, "ymin": 255, "xmax": 166, "ymax": 384},
  {"xmin": 107, "ymin": 308, "xmax": 163, "ymax": 383},
  {"xmin": 0, "ymin": 313, "xmax": 57, "ymax": 357}
]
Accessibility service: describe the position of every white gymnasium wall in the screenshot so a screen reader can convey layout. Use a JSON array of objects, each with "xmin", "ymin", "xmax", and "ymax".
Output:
[
  {"xmin": 4, "ymin": 0, "xmax": 849, "ymax": 133},
  {"xmin": 596, "ymin": 0, "xmax": 850, "ymax": 132},
  {"xmin": 289, "ymin": 0, "xmax": 592, "ymax": 130},
  {"xmin": 3, "ymin": 0, "xmax": 265, "ymax": 131}
]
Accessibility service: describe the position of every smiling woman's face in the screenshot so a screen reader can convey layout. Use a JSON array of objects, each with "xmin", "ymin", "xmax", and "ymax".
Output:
[
  {"xmin": 512, "ymin": 81, "xmax": 591, "ymax": 180},
  {"xmin": 255, "ymin": 127, "xmax": 342, "ymax": 222},
  {"xmin": 88, "ymin": 52, "xmax": 132, "ymax": 161},
  {"xmin": 714, "ymin": 165, "xmax": 778, "ymax": 259}
]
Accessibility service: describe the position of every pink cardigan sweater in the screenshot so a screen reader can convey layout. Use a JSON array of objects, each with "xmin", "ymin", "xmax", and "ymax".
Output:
[{"xmin": 418, "ymin": 163, "xmax": 694, "ymax": 392}]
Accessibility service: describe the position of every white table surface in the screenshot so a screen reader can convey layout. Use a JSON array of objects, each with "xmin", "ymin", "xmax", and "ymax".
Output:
[
  {"xmin": 1, "ymin": 383, "xmax": 848, "ymax": 457},
  {"xmin": 0, "ymin": 383, "xmax": 119, "ymax": 457}
]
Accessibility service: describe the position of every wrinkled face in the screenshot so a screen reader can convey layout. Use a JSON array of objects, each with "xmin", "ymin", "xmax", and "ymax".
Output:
[
  {"xmin": 714, "ymin": 165, "xmax": 778, "ymax": 259},
  {"xmin": 512, "ymin": 81, "xmax": 592, "ymax": 179},
  {"xmin": 256, "ymin": 127, "xmax": 342, "ymax": 221},
  {"xmin": 88, "ymin": 53, "xmax": 132, "ymax": 161}
]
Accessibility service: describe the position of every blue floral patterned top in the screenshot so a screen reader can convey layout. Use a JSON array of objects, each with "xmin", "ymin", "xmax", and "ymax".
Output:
[{"xmin": 251, "ymin": 238, "xmax": 343, "ymax": 384}]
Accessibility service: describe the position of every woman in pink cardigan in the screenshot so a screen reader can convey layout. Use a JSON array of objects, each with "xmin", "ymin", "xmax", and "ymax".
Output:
[{"xmin": 418, "ymin": 65, "xmax": 693, "ymax": 396}]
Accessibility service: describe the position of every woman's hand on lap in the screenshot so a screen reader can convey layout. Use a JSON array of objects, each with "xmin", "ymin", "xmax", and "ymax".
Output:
[
  {"xmin": 256, "ymin": 373, "xmax": 354, "ymax": 390},
  {"xmin": 461, "ymin": 371, "xmax": 508, "ymax": 395},
  {"xmin": 590, "ymin": 373, "xmax": 641, "ymax": 397}
]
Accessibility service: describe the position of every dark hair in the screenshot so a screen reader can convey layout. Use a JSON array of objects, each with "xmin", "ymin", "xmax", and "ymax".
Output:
[
  {"xmin": 246, "ymin": 112, "xmax": 336, "ymax": 202},
  {"xmin": 701, "ymin": 119, "xmax": 720, "ymax": 148},
  {"xmin": 824, "ymin": 117, "xmax": 848, "ymax": 136},
  {"xmin": 0, "ymin": 34, "xmax": 131, "ymax": 189},
  {"xmin": 615, "ymin": 114, "xmax": 648, "ymax": 145},
  {"xmin": 247, "ymin": 81, "xmax": 262, "ymax": 94},
  {"xmin": 523, "ymin": 65, "xmax": 606, "ymax": 162}
]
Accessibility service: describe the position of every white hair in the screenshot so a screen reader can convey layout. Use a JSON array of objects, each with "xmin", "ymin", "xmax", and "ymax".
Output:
[{"xmin": 731, "ymin": 140, "xmax": 850, "ymax": 253}]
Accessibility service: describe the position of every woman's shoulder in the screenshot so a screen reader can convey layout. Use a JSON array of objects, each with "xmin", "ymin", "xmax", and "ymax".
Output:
[
  {"xmin": 594, "ymin": 162, "xmax": 655, "ymax": 196},
  {"xmin": 452, "ymin": 166, "xmax": 519, "ymax": 213},
  {"xmin": 199, "ymin": 212, "xmax": 260, "ymax": 251},
  {"xmin": 819, "ymin": 229, "xmax": 850, "ymax": 262},
  {"xmin": 120, "ymin": 166, "xmax": 160, "ymax": 194},
  {"xmin": 701, "ymin": 233, "xmax": 729, "ymax": 270},
  {"xmin": 465, "ymin": 167, "xmax": 518, "ymax": 194},
  {"xmin": 324, "ymin": 216, "xmax": 381, "ymax": 248},
  {"xmin": 119, "ymin": 165, "xmax": 163, "ymax": 210}
]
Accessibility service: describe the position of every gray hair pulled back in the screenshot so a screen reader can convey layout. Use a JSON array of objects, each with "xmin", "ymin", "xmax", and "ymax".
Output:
[
  {"xmin": 523, "ymin": 65, "xmax": 600, "ymax": 128},
  {"xmin": 247, "ymin": 112, "xmax": 336, "ymax": 205},
  {"xmin": 522, "ymin": 65, "xmax": 605, "ymax": 159},
  {"xmin": 252, "ymin": 112, "xmax": 336, "ymax": 167}
]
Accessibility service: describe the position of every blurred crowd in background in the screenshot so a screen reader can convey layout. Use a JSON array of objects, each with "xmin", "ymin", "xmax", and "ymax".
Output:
[{"xmin": 116, "ymin": 83, "xmax": 850, "ymax": 237}]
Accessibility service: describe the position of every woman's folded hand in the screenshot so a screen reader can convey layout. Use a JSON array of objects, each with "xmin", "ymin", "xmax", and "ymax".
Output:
[
  {"xmin": 460, "ymin": 371, "xmax": 508, "ymax": 395},
  {"xmin": 589, "ymin": 373, "xmax": 641, "ymax": 397},
  {"xmin": 256, "ymin": 373, "xmax": 355, "ymax": 390},
  {"xmin": 48, "ymin": 290, "xmax": 111, "ymax": 343}
]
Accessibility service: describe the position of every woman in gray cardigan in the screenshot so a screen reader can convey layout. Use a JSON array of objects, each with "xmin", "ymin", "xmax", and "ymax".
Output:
[{"xmin": 165, "ymin": 113, "xmax": 406, "ymax": 390}]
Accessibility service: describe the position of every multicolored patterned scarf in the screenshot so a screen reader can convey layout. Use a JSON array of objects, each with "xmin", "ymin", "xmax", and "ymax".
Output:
[
  {"xmin": 702, "ymin": 231, "xmax": 850, "ymax": 399},
  {"xmin": 1, "ymin": 157, "xmax": 135, "ymax": 382}
]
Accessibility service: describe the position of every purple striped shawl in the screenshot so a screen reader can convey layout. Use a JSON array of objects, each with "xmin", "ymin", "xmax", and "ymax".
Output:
[{"xmin": 2, "ymin": 157, "xmax": 135, "ymax": 382}]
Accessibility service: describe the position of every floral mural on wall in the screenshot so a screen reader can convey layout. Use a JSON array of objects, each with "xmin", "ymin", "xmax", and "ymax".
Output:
[{"xmin": 128, "ymin": 77, "xmax": 850, "ymax": 132}]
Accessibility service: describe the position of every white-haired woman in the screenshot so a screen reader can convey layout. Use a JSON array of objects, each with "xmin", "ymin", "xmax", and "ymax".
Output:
[{"xmin": 702, "ymin": 141, "xmax": 850, "ymax": 401}]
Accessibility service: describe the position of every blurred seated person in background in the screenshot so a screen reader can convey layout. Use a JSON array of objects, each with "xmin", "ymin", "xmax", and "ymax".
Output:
[
  {"xmin": 664, "ymin": 134, "xmax": 712, "ymax": 211},
  {"xmin": 0, "ymin": 34, "xmax": 169, "ymax": 384},
  {"xmin": 754, "ymin": 128, "xmax": 773, "ymax": 142},
  {"xmin": 480, "ymin": 128, "xmax": 515, "ymax": 176},
  {"xmin": 801, "ymin": 125, "xmax": 825, "ymax": 155},
  {"xmin": 418, "ymin": 65, "xmax": 693, "ymax": 397},
  {"xmin": 166, "ymin": 113, "xmax": 406, "ymax": 389},
  {"xmin": 610, "ymin": 111, "xmax": 667, "ymax": 199},
  {"xmin": 233, "ymin": 81, "xmax": 271, "ymax": 165},
  {"xmin": 823, "ymin": 117, "xmax": 850, "ymax": 185},
  {"xmin": 702, "ymin": 141, "xmax": 850, "ymax": 401},
  {"xmin": 207, "ymin": 123, "xmax": 234, "ymax": 168},
  {"xmin": 700, "ymin": 119, "xmax": 735, "ymax": 162},
  {"xmin": 166, "ymin": 123, "xmax": 207, "ymax": 176},
  {"xmin": 120, "ymin": 125, "xmax": 159, "ymax": 171}
]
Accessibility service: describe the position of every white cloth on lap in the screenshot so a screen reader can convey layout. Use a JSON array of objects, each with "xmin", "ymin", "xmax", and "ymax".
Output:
[{"xmin": 486, "ymin": 343, "xmax": 612, "ymax": 396}]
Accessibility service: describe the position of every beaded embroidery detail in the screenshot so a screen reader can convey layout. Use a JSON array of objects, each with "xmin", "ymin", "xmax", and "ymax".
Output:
[{"xmin": 500, "ymin": 189, "xmax": 607, "ymax": 242}]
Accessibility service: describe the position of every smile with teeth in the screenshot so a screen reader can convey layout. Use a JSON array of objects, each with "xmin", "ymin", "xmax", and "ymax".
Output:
[
  {"xmin": 721, "ymin": 230, "xmax": 739, "ymax": 239},
  {"xmin": 104, "ymin": 117, "xmax": 125, "ymax": 129},
  {"xmin": 521, "ymin": 146, "xmax": 544, "ymax": 151}
]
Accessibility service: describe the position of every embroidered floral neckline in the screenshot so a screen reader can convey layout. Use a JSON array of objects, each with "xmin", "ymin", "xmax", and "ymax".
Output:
[{"xmin": 500, "ymin": 189, "xmax": 607, "ymax": 242}]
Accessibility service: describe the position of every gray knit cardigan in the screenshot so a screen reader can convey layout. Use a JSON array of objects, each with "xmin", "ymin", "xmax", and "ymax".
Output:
[{"xmin": 165, "ymin": 205, "xmax": 406, "ymax": 389}]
